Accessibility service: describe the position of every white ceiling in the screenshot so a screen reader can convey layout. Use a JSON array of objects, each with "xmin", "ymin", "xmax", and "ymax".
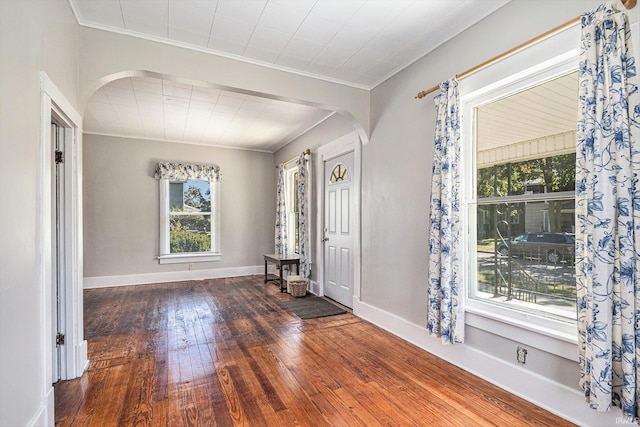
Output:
[
  {"xmin": 83, "ymin": 76, "xmax": 335, "ymax": 152},
  {"xmin": 69, "ymin": 0, "xmax": 510, "ymax": 88},
  {"xmin": 70, "ymin": 0, "xmax": 512, "ymax": 151}
]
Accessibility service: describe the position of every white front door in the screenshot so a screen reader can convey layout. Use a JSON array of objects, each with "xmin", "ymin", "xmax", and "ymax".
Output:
[{"xmin": 323, "ymin": 151, "xmax": 354, "ymax": 307}]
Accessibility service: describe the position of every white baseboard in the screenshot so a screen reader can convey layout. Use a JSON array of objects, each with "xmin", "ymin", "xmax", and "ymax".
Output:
[
  {"xmin": 76, "ymin": 340, "xmax": 89, "ymax": 377},
  {"xmin": 28, "ymin": 386, "xmax": 54, "ymax": 427},
  {"xmin": 354, "ymin": 299, "xmax": 626, "ymax": 427},
  {"xmin": 308, "ymin": 280, "xmax": 319, "ymax": 295},
  {"xmin": 83, "ymin": 265, "xmax": 276, "ymax": 288}
]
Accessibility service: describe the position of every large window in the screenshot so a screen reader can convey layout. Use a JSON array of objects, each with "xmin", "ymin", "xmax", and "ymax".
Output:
[
  {"xmin": 158, "ymin": 178, "xmax": 220, "ymax": 264},
  {"xmin": 465, "ymin": 63, "xmax": 579, "ymax": 329}
]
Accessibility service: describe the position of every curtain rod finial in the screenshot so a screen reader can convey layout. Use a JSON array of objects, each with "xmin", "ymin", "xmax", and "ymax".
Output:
[{"xmin": 622, "ymin": 0, "xmax": 637, "ymax": 9}]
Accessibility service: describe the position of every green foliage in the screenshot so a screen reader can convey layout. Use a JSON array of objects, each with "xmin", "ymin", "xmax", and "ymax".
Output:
[
  {"xmin": 477, "ymin": 153, "xmax": 576, "ymax": 198},
  {"xmin": 170, "ymin": 229, "xmax": 210, "ymax": 253},
  {"xmin": 169, "ymin": 213, "xmax": 211, "ymax": 253},
  {"xmin": 183, "ymin": 185, "xmax": 211, "ymax": 211},
  {"xmin": 170, "ymin": 214, "xmax": 210, "ymax": 233},
  {"xmin": 477, "ymin": 153, "xmax": 575, "ymax": 232}
]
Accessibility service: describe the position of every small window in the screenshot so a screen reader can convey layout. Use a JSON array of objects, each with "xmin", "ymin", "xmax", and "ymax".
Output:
[
  {"xmin": 287, "ymin": 168, "xmax": 300, "ymax": 254},
  {"xmin": 158, "ymin": 179, "xmax": 221, "ymax": 264},
  {"xmin": 528, "ymin": 234, "xmax": 547, "ymax": 243},
  {"xmin": 169, "ymin": 180, "xmax": 212, "ymax": 253},
  {"xmin": 330, "ymin": 163, "xmax": 350, "ymax": 183}
]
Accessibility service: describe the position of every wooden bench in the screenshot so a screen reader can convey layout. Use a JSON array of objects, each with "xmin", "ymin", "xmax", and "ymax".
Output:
[{"xmin": 264, "ymin": 253, "xmax": 300, "ymax": 292}]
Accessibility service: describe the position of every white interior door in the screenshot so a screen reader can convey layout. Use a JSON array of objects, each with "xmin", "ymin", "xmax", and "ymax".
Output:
[{"xmin": 323, "ymin": 151, "xmax": 354, "ymax": 307}]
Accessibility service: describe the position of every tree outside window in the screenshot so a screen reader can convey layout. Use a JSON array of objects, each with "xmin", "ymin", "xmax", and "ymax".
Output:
[{"xmin": 168, "ymin": 180, "xmax": 212, "ymax": 253}]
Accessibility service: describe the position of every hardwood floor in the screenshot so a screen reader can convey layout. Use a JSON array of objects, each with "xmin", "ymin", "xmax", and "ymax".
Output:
[{"xmin": 55, "ymin": 275, "xmax": 574, "ymax": 426}]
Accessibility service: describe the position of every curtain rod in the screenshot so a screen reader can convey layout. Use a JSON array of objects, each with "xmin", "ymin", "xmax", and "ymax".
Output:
[
  {"xmin": 276, "ymin": 149, "xmax": 311, "ymax": 168},
  {"xmin": 414, "ymin": 0, "xmax": 637, "ymax": 100}
]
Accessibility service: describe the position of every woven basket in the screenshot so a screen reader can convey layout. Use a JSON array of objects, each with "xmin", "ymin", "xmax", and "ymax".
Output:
[{"xmin": 289, "ymin": 281, "xmax": 307, "ymax": 297}]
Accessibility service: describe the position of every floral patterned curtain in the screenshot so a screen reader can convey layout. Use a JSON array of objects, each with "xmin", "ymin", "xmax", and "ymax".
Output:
[
  {"xmin": 576, "ymin": 0, "xmax": 640, "ymax": 419},
  {"xmin": 154, "ymin": 162, "xmax": 221, "ymax": 182},
  {"xmin": 275, "ymin": 164, "xmax": 288, "ymax": 255},
  {"xmin": 427, "ymin": 77, "xmax": 464, "ymax": 344},
  {"xmin": 297, "ymin": 152, "xmax": 311, "ymax": 278}
]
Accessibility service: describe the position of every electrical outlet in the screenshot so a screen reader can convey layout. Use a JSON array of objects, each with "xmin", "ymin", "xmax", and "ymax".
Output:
[
  {"xmin": 188, "ymin": 263, "xmax": 194, "ymax": 271},
  {"xmin": 517, "ymin": 346, "xmax": 528, "ymax": 364}
]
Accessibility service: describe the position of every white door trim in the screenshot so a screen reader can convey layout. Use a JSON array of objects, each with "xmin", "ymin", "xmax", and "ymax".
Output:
[
  {"xmin": 315, "ymin": 130, "xmax": 362, "ymax": 314},
  {"xmin": 39, "ymin": 72, "xmax": 87, "ymax": 423}
]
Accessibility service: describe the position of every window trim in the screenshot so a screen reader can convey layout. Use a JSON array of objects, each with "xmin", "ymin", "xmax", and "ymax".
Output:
[
  {"xmin": 461, "ymin": 50, "xmax": 580, "ymax": 348},
  {"xmin": 158, "ymin": 179, "xmax": 221, "ymax": 264}
]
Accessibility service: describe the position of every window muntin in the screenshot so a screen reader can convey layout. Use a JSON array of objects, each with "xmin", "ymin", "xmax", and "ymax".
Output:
[
  {"xmin": 468, "ymin": 71, "xmax": 578, "ymax": 323},
  {"xmin": 329, "ymin": 163, "xmax": 350, "ymax": 183}
]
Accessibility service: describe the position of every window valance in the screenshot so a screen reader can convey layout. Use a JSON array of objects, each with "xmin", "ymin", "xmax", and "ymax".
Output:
[{"xmin": 154, "ymin": 162, "xmax": 221, "ymax": 182}]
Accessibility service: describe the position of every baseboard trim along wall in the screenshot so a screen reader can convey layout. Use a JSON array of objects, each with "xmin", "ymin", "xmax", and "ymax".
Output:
[
  {"xmin": 83, "ymin": 265, "xmax": 277, "ymax": 289},
  {"xmin": 354, "ymin": 299, "xmax": 625, "ymax": 427},
  {"xmin": 28, "ymin": 386, "xmax": 54, "ymax": 427}
]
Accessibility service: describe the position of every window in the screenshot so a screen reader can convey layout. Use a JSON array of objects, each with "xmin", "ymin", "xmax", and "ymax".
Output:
[
  {"xmin": 155, "ymin": 162, "xmax": 221, "ymax": 264},
  {"xmin": 169, "ymin": 180, "xmax": 212, "ymax": 252},
  {"xmin": 286, "ymin": 166, "xmax": 300, "ymax": 254},
  {"xmin": 464, "ymin": 60, "xmax": 579, "ymax": 331},
  {"xmin": 329, "ymin": 163, "xmax": 350, "ymax": 183}
]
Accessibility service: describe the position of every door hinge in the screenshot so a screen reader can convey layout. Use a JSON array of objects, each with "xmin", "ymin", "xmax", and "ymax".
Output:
[
  {"xmin": 56, "ymin": 332, "xmax": 65, "ymax": 346},
  {"xmin": 55, "ymin": 150, "xmax": 64, "ymax": 164}
]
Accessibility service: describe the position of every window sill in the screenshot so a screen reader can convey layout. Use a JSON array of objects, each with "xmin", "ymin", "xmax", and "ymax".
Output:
[
  {"xmin": 157, "ymin": 252, "xmax": 222, "ymax": 264},
  {"xmin": 465, "ymin": 300, "xmax": 578, "ymax": 362}
]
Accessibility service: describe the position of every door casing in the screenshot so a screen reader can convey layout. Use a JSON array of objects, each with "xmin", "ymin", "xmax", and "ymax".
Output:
[
  {"xmin": 315, "ymin": 130, "xmax": 362, "ymax": 313},
  {"xmin": 39, "ymin": 72, "xmax": 87, "ymax": 424},
  {"xmin": 323, "ymin": 151, "xmax": 355, "ymax": 307}
]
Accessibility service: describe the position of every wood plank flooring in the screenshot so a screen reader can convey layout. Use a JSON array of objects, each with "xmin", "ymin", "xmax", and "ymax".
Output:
[{"xmin": 55, "ymin": 275, "xmax": 574, "ymax": 426}]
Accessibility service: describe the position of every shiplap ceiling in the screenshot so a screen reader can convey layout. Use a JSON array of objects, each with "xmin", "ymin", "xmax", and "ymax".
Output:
[
  {"xmin": 477, "ymin": 71, "xmax": 579, "ymax": 152},
  {"xmin": 83, "ymin": 77, "xmax": 335, "ymax": 151},
  {"xmin": 71, "ymin": 0, "xmax": 512, "ymax": 151}
]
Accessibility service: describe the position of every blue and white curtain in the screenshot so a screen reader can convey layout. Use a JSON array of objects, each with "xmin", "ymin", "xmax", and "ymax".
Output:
[
  {"xmin": 297, "ymin": 152, "xmax": 311, "ymax": 278},
  {"xmin": 275, "ymin": 164, "xmax": 288, "ymax": 255},
  {"xmin": 576, "ymin": 0, "xmax": 640, "ymax": 418},
  {"xmin": 427, "ymin": 77, "xmax": 464, "ymax": 344},
  {"xmin": 154, "ymin": 162, "xmax": 221, "ymax": 182}
]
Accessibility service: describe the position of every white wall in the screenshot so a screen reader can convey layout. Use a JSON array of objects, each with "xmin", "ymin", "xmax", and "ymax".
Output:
[
  {"xmin": 83, "ymin": 134, "xmax": 276, "ymax": 285},
  {"xmin": 0, "ymin": 1, "xmax": 79, "ymax": 425},
  {"xmin": 361, "ymin": 1, "xmax": 635, "ymax": 425}
]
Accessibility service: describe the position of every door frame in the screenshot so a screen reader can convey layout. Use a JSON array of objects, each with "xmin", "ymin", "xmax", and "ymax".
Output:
[
  {"xmin": 39, "ymin": 72, "xmax": 87, "ymax": 421},
  {"xmin": 315, "ymin": 130, "xmax": 362, "ymax": 313},
  {"xmin": 51, "ymin": 121, "xmax": 65, "ymax": 384}
]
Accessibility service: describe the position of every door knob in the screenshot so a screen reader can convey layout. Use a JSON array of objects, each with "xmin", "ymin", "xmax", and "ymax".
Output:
[{"xmin": 322, "ymin": 237, "xmax": 329, "ymax": 242}]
